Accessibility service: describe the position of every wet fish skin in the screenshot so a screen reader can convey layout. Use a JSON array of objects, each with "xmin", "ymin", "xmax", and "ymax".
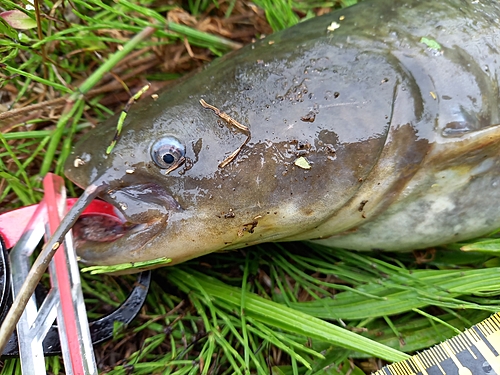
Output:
[{"xmin": 65, "ymin": 0, "xmax": 500, "ymax": 268}]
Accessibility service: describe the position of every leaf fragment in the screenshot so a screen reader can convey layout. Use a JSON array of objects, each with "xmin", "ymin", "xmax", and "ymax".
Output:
[
  {"xmin": 294, "ymin": 156, "xmax": 311, "ymax": 169},
  {"xmin": 0, "ymin": 10, "xmax": 36, "ymax": 30},
  {"xmin": 420, "ymin": 37, "xmax": 441, "ymax": 51}
]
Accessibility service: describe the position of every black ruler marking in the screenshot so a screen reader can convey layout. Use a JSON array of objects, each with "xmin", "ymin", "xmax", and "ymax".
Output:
[
  {"xmin": 472, "ymin": 326, "xmax": 498, "ymax": 357},
  {"xmin": 374, "ymin": 313, "xmax": 500, "ymax": 375}
]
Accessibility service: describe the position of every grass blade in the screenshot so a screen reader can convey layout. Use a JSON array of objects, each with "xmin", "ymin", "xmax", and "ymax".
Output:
[{"xmin": 168, "ymin": 268, "xmax": 409, "ymax": 362}]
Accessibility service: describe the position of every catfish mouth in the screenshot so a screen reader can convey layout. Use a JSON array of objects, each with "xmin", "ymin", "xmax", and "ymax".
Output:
[{"xmin": 73, "ymin": 183, "xmax": 182, "ymax": 265}]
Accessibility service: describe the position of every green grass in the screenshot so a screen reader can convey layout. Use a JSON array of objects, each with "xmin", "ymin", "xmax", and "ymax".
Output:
[{"xmin": 2, "ymin": 0, "xmax": 500, "ymax": 374}]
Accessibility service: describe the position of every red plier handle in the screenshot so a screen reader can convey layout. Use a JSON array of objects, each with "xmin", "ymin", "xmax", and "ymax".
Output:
[{"xmin": 0, "ymin": 199, "xmax": 118, "ymax": 249}]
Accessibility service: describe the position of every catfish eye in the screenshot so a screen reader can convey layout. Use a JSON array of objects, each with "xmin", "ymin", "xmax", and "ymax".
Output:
[{"xmin": 151, "ymin": 136, "xmax": 186, "ymax": 173}]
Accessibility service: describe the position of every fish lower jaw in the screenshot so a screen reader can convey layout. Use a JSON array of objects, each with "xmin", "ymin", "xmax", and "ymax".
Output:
[
  {"xmin": 72, "ymin": 188, "xmax": 175, "ymax": 265},
  {"xmin": 74, "ymin": 217, "xmax": 168, "ymax": 266}
]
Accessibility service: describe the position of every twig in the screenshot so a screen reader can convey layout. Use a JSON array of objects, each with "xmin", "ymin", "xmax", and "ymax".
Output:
[
  {"xmin": 106, "ymin": 84, "xmax": 150, "ymax": 154},
  {"xmin": 0, "ymin": 97, "xmax": 67, "ymax": 122},
  {"xmin": 199, "ymin": 99, "xmax": 249, "ymax": 132},
  {"xmin": 0, "ymin": 59, "xmax": 159, "ymax": 126},
  {"xmin": 199, "ymin": 99, "xmax": 251, "ymax": 168}
]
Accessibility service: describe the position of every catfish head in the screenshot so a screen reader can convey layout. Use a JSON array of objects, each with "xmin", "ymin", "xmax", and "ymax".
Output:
[
  {"xmin": 64, "ymin": 4, "xmax": 409, "ymax": 266},
  {"xmin": 65, "ymin": 0, "xmax": 500, "ymax": 267}
]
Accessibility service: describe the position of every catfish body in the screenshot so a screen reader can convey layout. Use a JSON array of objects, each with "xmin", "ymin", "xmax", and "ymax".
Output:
[{"xmin": 65, "ymin": 0, "xmax": 500, "ymax": 267}]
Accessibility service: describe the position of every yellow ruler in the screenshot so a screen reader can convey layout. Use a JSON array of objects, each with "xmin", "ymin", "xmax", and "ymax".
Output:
[{"xmin": 375, "ymin": 313, "xmax": 500, "ymax": 375}]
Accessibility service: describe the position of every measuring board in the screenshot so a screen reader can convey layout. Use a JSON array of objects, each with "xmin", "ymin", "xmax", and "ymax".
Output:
[{"xmin": 375, "ymin": 313, "xmax": 500, "ymax": 375}]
